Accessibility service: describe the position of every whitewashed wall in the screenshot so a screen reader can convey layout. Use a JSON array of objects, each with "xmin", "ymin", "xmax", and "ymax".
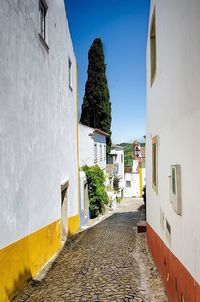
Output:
[
  {"xmin": 0, "ymin": 0, "xmax": 78, "ymax": 248},
  {"xmin": 94, "ymin": 132, "xmax": 107, "ymax": 171},
  {"xmin": 79, "ymin": 124, "xmax": 95, "ymax": 167},
  {"xmin": 110, "ymin": 147, "xmax": 125, "ymax": 191},
  {"xmin": 146, "ymin": 0, "xmax": 200, "ymax": 284},
  {"xmin": 79, "ymin": 124, "xmax": 107, "ymax": 170},
  {"xmin": 124, "ymin": 173, "xmax": 140, "ymax": 198}
]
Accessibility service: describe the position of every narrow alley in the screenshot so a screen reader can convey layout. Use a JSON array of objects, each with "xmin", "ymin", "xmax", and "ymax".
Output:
[{"xmin": 14, "ymin": 199, "xmax": 167, "ymax": 302}]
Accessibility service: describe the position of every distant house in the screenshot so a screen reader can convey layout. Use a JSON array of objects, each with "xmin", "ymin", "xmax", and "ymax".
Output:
[
  {"xmin": 107, "ymin": 145, "xmax": 125, "ymax": 197},
  {"xmin": 124, "ymin": 164, "xmax": 140, "ymax": 198},
  {"xmin": 146, "ymin": 1, "xmax": 200, "ymax": 301},
  {"xmin": 133, "ymin": 141, "xmax": 146, "ymax": 196},
  {"xmin": 79, "ymin": 123, "xmax": 108, "ymax": 171},
  {"xmin": 124, "ymin": 142, "xmax": 145, "ymax": 198},
  {"xmin": 0, "ymin": 1, "xmax": 79, "ymax": 301},
  {"xmin": 78, "ymin": 123, "xmax": 108, "ymax": 227}
]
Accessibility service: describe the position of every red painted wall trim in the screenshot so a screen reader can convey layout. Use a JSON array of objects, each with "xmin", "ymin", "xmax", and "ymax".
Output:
[{"xmin": 147, "ymin": 223, "xmax": 200, "ymax": 302}]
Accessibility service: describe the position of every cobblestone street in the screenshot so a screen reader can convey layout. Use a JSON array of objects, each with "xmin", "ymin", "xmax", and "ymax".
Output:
[{"xmin": 14, "ymin": 198, "xmax": 167, "ymax": 302}]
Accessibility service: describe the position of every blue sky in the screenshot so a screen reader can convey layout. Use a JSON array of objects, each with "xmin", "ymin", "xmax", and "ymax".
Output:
[{"xmin": 65, "ymin": 0, "xmax": 150, "ymax": 143}]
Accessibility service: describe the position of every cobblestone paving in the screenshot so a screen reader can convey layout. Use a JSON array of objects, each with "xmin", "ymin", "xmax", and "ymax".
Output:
[{"xmin": 14, "ymin": 198, "xmax": 168, "ymax": 302}]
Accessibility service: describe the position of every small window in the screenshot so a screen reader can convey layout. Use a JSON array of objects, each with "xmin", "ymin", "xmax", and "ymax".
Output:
[
  {"xmin": 152, "ymin": 136, "xmax": 158, "ymax": 193},
  {"xmin": 150, "ymin": 8, "xmax": 156, "ymax": 86},
  {"xmin": 170, "ymin": 165, "xmax": 182, "ymax": 215},
  {"xmin": 165, "ymin": 218, "xmax": 171, "ymax": 244},
  {"xmin": 172, "ymin": 167, "xmax": 176, "ymax": 195},
  {"xmin": 121, "ymin": 154, "xmax": 123, "ymax": 163},
  {"xmin": 68, "ymin": 59, "xmax": 72, "ymax": 90},
  {"xmin": 100, "ymin": 144, "xmax": 102, "ymax": 161},
  {"xmin": 126, "ymin": 181, "xmax": 131, "ymax": 188},
  {"xmin": 94, "ymin": 143, "xmax": 97, "ymax": 163},
  {"xmin": 104, "ymin": 145, "xmax": 106, "ymax": 160},
  {"xmin": 39, "ymin": 0, "xmax": 47, "ymax": 41}
]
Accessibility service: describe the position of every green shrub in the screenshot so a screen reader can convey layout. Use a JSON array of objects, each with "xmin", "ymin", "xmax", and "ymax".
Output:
[
  {"xmin": 82, "ymin": 165, "xmax": 109, "ymax": 218},
  {"xmin": 113, "ymin": 176, "xmax": 120, "ymax": 193},
  {"xmin": 116, "ymin": 196, "xmax": 122, "ymax": 203}
]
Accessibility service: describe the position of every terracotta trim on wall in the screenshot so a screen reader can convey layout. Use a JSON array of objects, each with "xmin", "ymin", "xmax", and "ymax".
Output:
[{"xmin": 147, "ymin": 223, "xmax": 200, "ymax": 302}]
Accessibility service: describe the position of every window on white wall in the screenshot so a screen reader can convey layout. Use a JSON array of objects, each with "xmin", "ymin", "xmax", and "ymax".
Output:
[
  {"xmin": 126, "ymin": 181, "xmax": 131, "ymax": 188},
  {"xmin": 100, "ymin": 144, "xmax": 102, "ymax": 161},
  {"xmin": 170, "ymin": 165, "xmax": 182, "ymax": 215},
  {"xmin": 68, "ymin": 58, "xmax": 72, "ymax": 90},
  {"xmin": 39, "ymin": 0, "xmax": 48, "ymax": 50},
  {"xmin": 152, "ymin": 136, "xmax": 158, "ymax": 193},
  {"xmin": 150, "ymin": 8, "xmax": 156, "ymax": 86},
  {"xmin": 94, "ymin": 143, "xmax": 97, "ymax": 163},
  {"xmin": 121, "ymin": 154, "xmax": 123, "ymax": 163}
]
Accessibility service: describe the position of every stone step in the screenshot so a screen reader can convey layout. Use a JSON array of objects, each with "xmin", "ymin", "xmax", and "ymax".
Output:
[{"xmin": 137, "ymin": 220, "xmax": 147, "ymax": 233}]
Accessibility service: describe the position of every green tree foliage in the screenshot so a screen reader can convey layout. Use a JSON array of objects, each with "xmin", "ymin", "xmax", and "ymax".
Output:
[
  {"xmin": 80, "ymin": 38, "xmax": 112, "ymax": 154},
  {"xmin": 82, "ymin": 165, "xmax": 109, "ymax": 218},
  {"xmin": 119, "ymin": 143, "xmax": 133, "ymax": 166},
  {"xmin": 113, "ymin": 176, "xmax": 120, "ymax": 193}
]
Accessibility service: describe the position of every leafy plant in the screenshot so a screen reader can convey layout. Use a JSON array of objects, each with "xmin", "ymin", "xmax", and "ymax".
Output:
[
  {"xmin": 113, "ymin": 176, "xmax": 120, "ymax": 193},
  {"xmin": 119, "ymin": 143, "xmax": 133, "ymax": 166},
  {"xmin": 116, "ymin": 196, "xmax": 122, "ymax": 203},
  {"xmin": 82, "ymin": 165, "xmax": 109, "ymax": 218}
]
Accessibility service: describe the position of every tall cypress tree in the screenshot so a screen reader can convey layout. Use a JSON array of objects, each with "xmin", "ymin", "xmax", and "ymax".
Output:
[{"xmin": 80, "ymin": 38, "xmax": 112, "ymax": 154}]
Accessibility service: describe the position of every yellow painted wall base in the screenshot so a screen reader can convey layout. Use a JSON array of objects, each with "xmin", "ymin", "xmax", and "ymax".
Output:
[
  {"xmin": 0, "ymin": 220, "xmax": 61, "ymax": 302},
  {"xmin": 139, "ymin": 166, "xmax": 143, "ymax": 197},
  {"xmin": 68, "ymin": 214, "xmax": 80, "ymax": 236}
]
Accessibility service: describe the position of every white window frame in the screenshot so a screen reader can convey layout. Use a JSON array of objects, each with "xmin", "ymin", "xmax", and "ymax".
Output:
[
  {"xmin": 150, "ymin": 7, "xmax": 156, "ymax": 86},
  {"xmin": 126, "ymin": 181, "xmax": 131, "ymax": 188},
  {"xmin": 170, "ymin": 165, "xmax": 182, "ymax": 215},
  {"xmin": 152, "ymin": 136, "xmax": 158, "ymax": 193},
  {"xmin": 100, "ymin": 144, "xmax": 102, "ymax": 161},
  {"xmin": 94, "ymin": 143, "xmax": 97, "ymax": 164},
  {"xmin": 39, "ymin": 0, "xmax": 48, "ymax": 40},
  {"xmin": 104, "ymin": 145, "xmax": 106, "ymax": 160},
  {"xmin": 68, "ymin": 58, "xmax": 72, "ymax": 90},
  {"xmin": 39, "ymin": 0, "xmax": 49, "ymax": 51}
]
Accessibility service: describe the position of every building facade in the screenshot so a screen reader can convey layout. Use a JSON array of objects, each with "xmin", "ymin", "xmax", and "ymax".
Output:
[
  {"xmin": 107, "ymin": 145, "xmax": 125, "ymax": 197},
  {"xmin": 124, "ymin": 164, "xmax": 140, "ymax": 198},
  {"xmin": 79, "ymin": 123, "xmax": 108, "ymax": 227},
  {"xmin": 79, "ymin": 123, "xmax": 107, "ymax": 171},
  {"xmin": 146, "ymin": 1, "xmax": 200, "ymax": 301},
  {"xmin": 124, "ymin": 142, "xmax": 145, "ymax": 198},
  {"xmin": 0, "ymin": 1, "xmax": 80, "ymax": 300}
]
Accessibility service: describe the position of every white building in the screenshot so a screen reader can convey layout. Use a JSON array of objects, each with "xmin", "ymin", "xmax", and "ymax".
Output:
[
  {"xmin": 79, "ymin": 123, "xmax": 108, "ymax": 227},
  {"xmin": 79, "ymin": 123, "xmax": 107, "ymax": 171},
  {"xmin": 124, "ymin": 163, "xmax": 140, "ymax": 198},
  {"xmin": 0, "ymin": 1, "xmax": 79, "ymax": 300},
  {"xmin": 146, "ymin": 1, "xmax": 200, "ymax": 301},
  {"xmin": 124, "ymin": 142, "xmax": 146, "ymax": 198},
  {"xmin": 107, "ymin": 145, "xmax": 125, "ymax": 197}
]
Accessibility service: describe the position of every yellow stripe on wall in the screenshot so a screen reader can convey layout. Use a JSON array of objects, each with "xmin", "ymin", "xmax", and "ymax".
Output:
[
  {"xmin": 139, "ymin": 165, "xmax": 143, "ymax": 197},
  {"xmin": 68, "ymin": 214, "xmax": 80, "ymax": 236},
  {"xmin": 0, "ymin": 220, "xmax": 61, "ymax": 302}
]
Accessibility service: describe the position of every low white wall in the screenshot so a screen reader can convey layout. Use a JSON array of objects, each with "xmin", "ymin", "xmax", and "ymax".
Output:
[{"xmin": 124, "ymin": 173, "xmax": 140, "ymax": 198}]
